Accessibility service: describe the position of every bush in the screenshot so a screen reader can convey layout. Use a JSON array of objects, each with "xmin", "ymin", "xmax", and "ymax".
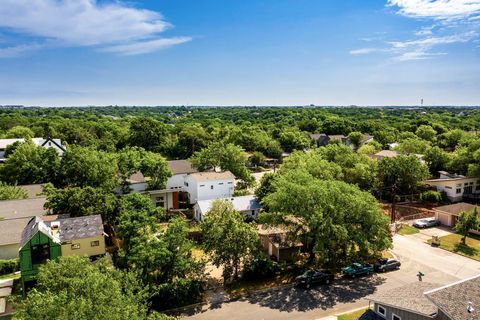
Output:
[
  {"xmin": 420, "ymin": 190, "xmax": 442, "ymax": 204},
  {"xmin": 242, "ymin": 255, "xmax": 279, "ymax": 281},
  {"xmin": 0, "ymin": 259, "xmax": 19, "ymax": 275}
]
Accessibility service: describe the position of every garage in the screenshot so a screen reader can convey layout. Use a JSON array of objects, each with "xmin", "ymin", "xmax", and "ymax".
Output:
[{"xmin": 435, "ymin": 212, "xmax": 452, "ymax": 227}]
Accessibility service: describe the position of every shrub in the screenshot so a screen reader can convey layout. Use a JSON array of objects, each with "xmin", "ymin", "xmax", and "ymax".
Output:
[
  {"xmin": 242, "ymin": 255, "xmax": 279, "ymax": 281},
  {"xmin": 0, "ymin": 259, "xmax": 19, "ymax": 275},
  {"xmin": 152, "ymin": 278, "xmax": 204, "ymax": 311},
  {"xmin": 420, "ymin": 190, "xmax": 442, "ymax": 204}
]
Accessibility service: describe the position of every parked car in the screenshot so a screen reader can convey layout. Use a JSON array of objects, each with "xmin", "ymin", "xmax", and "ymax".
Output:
[
  {"xmin": 374, "ymin": 258, "xmax": 401, "ymax": 272},
  {"xmin": 343, "ymin": 263, "xmax": 373, "ymax": 278},
  {"xmin": 413, "ymin": 217, "xmax": 440, "ymax": 229},
  {"xmin": 295, "ymin": 270, "xmax": 334, "ymax": 288}
]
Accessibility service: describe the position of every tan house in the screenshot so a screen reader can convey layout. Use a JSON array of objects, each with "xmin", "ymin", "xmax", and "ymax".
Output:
[
  {"xmin": 52, "ymin": 215, "xmax": 106, "ymax": 257},
  {"xmin": 257, "ymin": 225, "xmax": 303, "ymax": 261},
  {"xmin": 433, "ymin": 202, "xmax": 478, "ymax": 229}
]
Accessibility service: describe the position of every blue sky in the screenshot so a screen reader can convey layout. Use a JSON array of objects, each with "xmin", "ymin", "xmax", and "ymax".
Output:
[{"xmin": 0, "ymin": 0, "xmax": 479, "ymax": 106}]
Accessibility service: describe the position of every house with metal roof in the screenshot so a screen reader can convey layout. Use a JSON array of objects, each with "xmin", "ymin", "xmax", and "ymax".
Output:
[
  {"xmin": 19, "ymin": 215, "xmax": 105, "ymax": 290},
  {"xmin": 0, "ymin": 137, "xmax": 65, "ymax": 162},
  {"xmin": 193, "ymin": 195, "xmax": 260, "ymax": 221}
]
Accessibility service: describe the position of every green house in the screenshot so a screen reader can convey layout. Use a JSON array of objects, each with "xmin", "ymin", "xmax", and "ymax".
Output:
[{"xmin": 19, "ymin": 217, "xmax": 61, "ymax": 291}]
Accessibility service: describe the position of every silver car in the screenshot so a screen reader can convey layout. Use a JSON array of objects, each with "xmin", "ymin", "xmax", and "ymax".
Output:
[{"xmin": 413, "ymin": 217, "xmax": 440, "ymax": 228}]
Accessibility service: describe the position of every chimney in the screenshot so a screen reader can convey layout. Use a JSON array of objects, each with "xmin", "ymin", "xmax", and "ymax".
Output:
[{"xmin": 50, "ymin": 221, "xmax": 60, "ymax": 236}]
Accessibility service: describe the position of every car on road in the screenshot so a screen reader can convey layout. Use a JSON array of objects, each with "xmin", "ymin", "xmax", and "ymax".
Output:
[
  {"xmin": 342, "ymin": 263, "xmax": 374, "ymax": 278},
  {"xmin": 413, "ymin": 217, "xmax": 440, "ymax": 229},
  {"xmin": 295, "ymin": 270, "xmax": 334, "ymax": 288},
  {"xmin": 374, "ymin": 258, "xmax": 401, "ymax": 272}
]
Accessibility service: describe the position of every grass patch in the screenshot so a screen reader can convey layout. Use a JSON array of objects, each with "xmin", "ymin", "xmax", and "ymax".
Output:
[
  {"xmin": 398, "ymin": 224, "xmax": 419, "ymax": 235},
  {"xmin": 427, "ymin": 233, "xmax": 480, "ymax": 261},
  {"xmin": 337, "ymin": 308, "xmax": 369, "ymax": 320}
]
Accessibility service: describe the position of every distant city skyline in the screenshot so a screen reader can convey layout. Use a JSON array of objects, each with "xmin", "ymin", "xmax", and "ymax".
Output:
[{"xmin": 0, "ymin": 0, "xmax": 479, "ymax": 106}]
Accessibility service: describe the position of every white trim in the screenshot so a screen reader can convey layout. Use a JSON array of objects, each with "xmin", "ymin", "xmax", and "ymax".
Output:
[
  {"xmin": 392, "ymin": 312, "xmax": 401, "ymax": 320},
  {"xmin": 377, "ymin": 305, "xmax": 387, "ymax": 318}
]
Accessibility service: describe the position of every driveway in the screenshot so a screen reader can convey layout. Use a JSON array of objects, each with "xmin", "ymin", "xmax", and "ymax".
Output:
[
  {"xmin": 407, "ymin": 226, "xmax": 454, "ymax": 242},
  {"xmin": 180, "ymin": 234, "xmax": 480, "ymax": 320}
]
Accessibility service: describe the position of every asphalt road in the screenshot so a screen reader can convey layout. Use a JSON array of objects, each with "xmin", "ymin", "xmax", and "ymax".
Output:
[{"xmin": 181, "ymin": 232, "xmax": 480, "ymax": 320}]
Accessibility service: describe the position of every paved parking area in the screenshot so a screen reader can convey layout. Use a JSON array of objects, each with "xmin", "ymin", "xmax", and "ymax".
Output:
[{"xmin": 407, "ymin": 226, "xmax": 454, "ymax": 242}]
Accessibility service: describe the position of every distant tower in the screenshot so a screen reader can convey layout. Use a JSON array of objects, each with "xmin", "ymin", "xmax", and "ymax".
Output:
[{"xmin": 421, "ymin": 98, "xmax": 424, "ymax": 107}]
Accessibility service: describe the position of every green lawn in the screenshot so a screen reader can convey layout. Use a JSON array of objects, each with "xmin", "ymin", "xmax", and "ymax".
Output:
[
  {"xmin": 398, "ymin": 224, "xmax": 419, "ymax": 235},
  {"xmin": 427, "ymin": 233, "xmax": 480, "ymax": 261},
  {"xmin": 337, "ymin": 308, "xmax": 369, "ymax": 320}
]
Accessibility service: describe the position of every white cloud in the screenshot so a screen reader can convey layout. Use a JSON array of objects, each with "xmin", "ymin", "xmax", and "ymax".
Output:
[
  {"xmin": 389, "ymin": 31, "xmax": 477, "ymax": 48},
  {"xmin": 387, "ymin": 0, "xmax": 480, "ymax": 20},
  {"xmin": 0, "ymin": 44, "xmax": 43, "ymax": 58},
  {"xmin": 0, "ymin": 0, "xmax": 190, "ymax": 56},
  {"xmin": 394, "ymin": 49, "xmax": 447, "ymax": 61},
  {"xmin": 102, "ymin": 37, "xmax": 192, "ymax": 56}
]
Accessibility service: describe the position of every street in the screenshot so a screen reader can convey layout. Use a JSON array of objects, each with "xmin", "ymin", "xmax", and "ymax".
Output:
[{"xmin": 181, "ymin": 231, "xmax": 480, "ymax": 320}]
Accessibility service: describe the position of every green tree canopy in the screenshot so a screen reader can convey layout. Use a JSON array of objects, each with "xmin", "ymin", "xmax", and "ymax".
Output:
[
  {"xmin": 4, "ymin": 125, "xmax": 35, "ymax": 139},
  {"xmin": 0, "ymin": 182, "xmax": 28, "ymax": 200},
  {"xmin": 455, "ymin": 208, "xmax": 479, "ymax": 244},
  {"xmin": 263, "ymin": 170, "xmax": 391, "ymax": 267},
  {"xmin": 201, "ymin": 200, "xmax": 259, "ymax": 282}
]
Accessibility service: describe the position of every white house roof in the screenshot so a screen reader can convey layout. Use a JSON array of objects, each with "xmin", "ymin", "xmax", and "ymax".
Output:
[
  {"xmin": 0, "ymin": 138, "xmax": 64, "ymax": 151},
  {"xmin": 0, "ymin": 139, "xmax": 24, "ymax": 149},
  {"xmin": 196, "ymin": 195, "xmax": 260, "ymax": 215},
  {"xmin": 189, "ymin": 171, "xmax": 235, "ymax": 181}
]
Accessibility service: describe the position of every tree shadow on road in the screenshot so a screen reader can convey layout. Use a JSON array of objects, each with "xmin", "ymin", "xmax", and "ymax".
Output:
[{"xmin": 239, "ymin": 275, "xmax": 385, "ymax": 312}]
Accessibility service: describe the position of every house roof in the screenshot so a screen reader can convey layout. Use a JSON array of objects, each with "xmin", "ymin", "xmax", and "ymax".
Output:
[
  {"xmin": 128, "ymin": 171, "xmax": 146, "ymax": 183},
  {"xmin": 329, "ymin": 135, "xmax": 347, "ymax": 141},
  {"xmin": 257, "ymin": 224, "xmax": 303, "ymax": 249},
  {"xmin": 168, "ymin": 160, "xmax": 198, "ymax": 175},
  {"xmin": 358, "ymin": 309, "xmax": 384, "ymax": 320},
  {"xmin": 47, "ymin": 215, "xmax": 104, "ymax": 241},
  {"xmin": 425, "ymin": 274, "xmax": 480, "ymax": 320},
  {"xmin": 374, "ymin": 150, "xmax": 399, "ymax": 158},
  {"xmin": 0, "ymin": 218, "xmax": 33, "ymax": 246},
  {"xmin": 433, "ymin": 203, "xmax": 478, "ymax": 216},
  {"xmin": 20, "ymin": 216, "xmax": 59, "ymax": 248},
  {"xmin": 196, "ymin": 195, "xmax": 260, "ymax": 214},
  {"xmin": 368, "ymin": 282, "xmax": 441, "ymax": 317},
  {"xmin": 0, "ymin": 138, "xmax": 64, "ymax": 151},
  {"xmin": 188, "ymin": 171, "xmax": 235, "ymax": 181},
  {"xmin": 0, "ymin": 197, "xmax": 46, "ymax": 220},
  {"xmin": 310, "ymin": 133, "xmax": 329, "ymax": 142}
]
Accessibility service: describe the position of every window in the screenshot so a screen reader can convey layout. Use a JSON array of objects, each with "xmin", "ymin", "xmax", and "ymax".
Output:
[
  {"xmin": 456, "ymin": 188, "xmax": 462, "ymax": 194},
  {"xmin": 219, "ymin": 183, "xmax": 224, "ymax": 185},
  {"xmin": 31, "ymin": 244, "xmax": 50, "ymax": 265},
  {"xmin": 445, "ymin": 186, "xmax": 452, "ymax": 189},
  {"xmin": 184, "ymin": 182, "xmax": 189, "ymax": 187},
  {"xmin": 71, "ymin": 243, "xmax": 80, "ymax": 250},
  {"xmin": 227, "ymin": 182, "xmax": 233, "ymax": 184},
  {"xmin": 377, "ymin": 305, "xmax": 386, "ymax": 317},
  {"xmin": 392, "ymin": 313, "xmax": 401, "ymax": 320},
  {"xmin": 211, "ymin": 185, "xmax": 214, "ymax": 190},
  {"xmin": 91, "ymin": 240, "xmax": 100, "ymax": 247},
  {"xmin": 200, "ymin": 184, "xmax": 205, "ymax": 187}
]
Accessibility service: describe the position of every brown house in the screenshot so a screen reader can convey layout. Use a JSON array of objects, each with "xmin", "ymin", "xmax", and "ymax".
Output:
[{"xmin": 257, "ymin": 225, "xmax": 303, "ymax": 261}]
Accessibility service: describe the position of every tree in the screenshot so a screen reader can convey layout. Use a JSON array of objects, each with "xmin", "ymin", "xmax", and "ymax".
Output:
[
  {"xmin": 190, "ymin": 142, "xmax": 253, "ymax": 185},
  {"xmin": 378, "ymin": 155, "xmax": 430, "ymax": 197},
  {"xmin": 395, "ymin": 138, "xmax": 430, "ymax": 155},
  {"xmin": 58, "ymin": 146, "xmax": 118, "ymax": 190},
  {"xmin": 416, "ymin": 125, "xmax": 437, "ymax": 142},
  {"xmin": 249, "ymin": 151, "xmax": 266, "ymax": 167},
  {"xmin": 347, "ymin": 131, "xmax": 364, "ymax": 150},
  {"xmin": 117, "ymin": 147, "xmax": 145, "ymax": 192},
  {"xmin": 129, "ymin": 117, "xmax": 172, "ymax": 154},
  {"xmin": 43, "ymin": 184, "xmax": 119, "ymax": 225},
  {"xmin": 13, "ymin": 256, "xmax": 158, "ymax": 320},
  {"xmin": 455, "ymin": 209, "xmax": 479, "ymax": 244},
  {"xmin": 263, "ymin": 170, "xmax": 391, "ymax": 267},
  {"xmin": 140, "ymin": 152, "xmax": 172, "ymax": 190},
  {"xmin": 0, "ymin": 182, "xmax": 28, "ymax": 200},
  {"xmin": 255, "ymin": 172, "xmax": 277, "ymax": 203},
  {"xmin": 0, "ymin": 141, "xmax": 60, "ymax": 185},
  {"xmin": 278, "ymin": 128, "xmax": 311, "ymax": 152},
  {"xmin": 201, "ymin": 200, "xmax": 259, "ymax": 282},
  {"xmin": 424, "ymin": 146, "xmax": 450, "ymax": 175},
  {"xmin": 279, "ymin": 150, "xmax": 343, "ymax": 181},
  {"xmin": 5, "ymin": 125, "xmax": 34, "ymax": 139}
]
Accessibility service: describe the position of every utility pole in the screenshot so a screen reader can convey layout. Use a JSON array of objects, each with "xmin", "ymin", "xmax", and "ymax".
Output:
[{"xmin": 391, "ymin": 184, "xmax": 397, "ymax": 223}]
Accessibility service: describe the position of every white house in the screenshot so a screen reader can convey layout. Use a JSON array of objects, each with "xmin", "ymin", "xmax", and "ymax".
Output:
[
  {"xmin": 166, "ymin": 160, "xmax": 198, "ymax": 189},
  {"xmin": 184, "ymin": 171, "xmax": 235, "ymax": 205},
  {"xmin": 425, "ymin": 171, "xmax": 480, "ymax": 203},
  {"xmin": 193, "ymin": 195, "xmax": 261, "ymax": 221},
  {"xmin": 0, "ymin": 137, "xmax": 66, "ymax": 161}
]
